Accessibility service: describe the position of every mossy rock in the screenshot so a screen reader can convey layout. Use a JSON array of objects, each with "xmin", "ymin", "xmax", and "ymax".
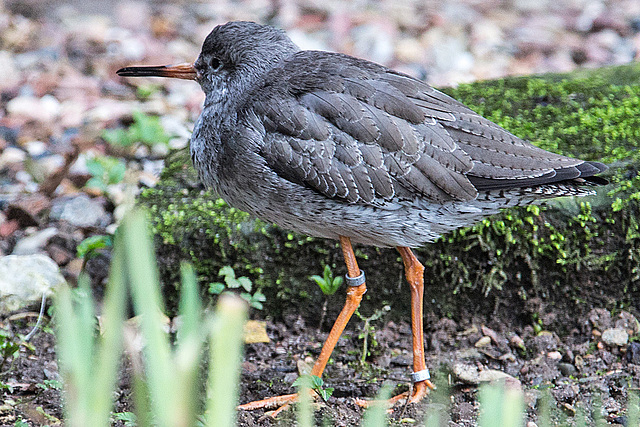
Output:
[{"xmin": 139, "ymin": 63, "xmax": 640, "ymax": 332}]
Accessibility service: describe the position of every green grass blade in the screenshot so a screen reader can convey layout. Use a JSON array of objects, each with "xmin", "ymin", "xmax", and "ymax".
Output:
[
  {"xmin": 55, "ymin": 283, "xmax": 85, "ymax": 425},
  {"xmin": 172, "ymin": 263, "xmax": 204, "ymax": 427},
  {"xmin": 478, "ymin": 382, "xmax": 524, "ymax": 427},
  {"xmin": 537, "ymin": 388, "xmax": 552, "ymax": 427},
  {"xmin": 177, "ymin": 262, "xmax": 201, "ymax": 347},
  {"xmin": 122, "ymin": 210, "xmax": 174, "ymax": 425},
  {"xmin": 361, "ymin": 383, "xmax": 392, "ymax": 427},
  {"xmin": 90, "ymin": 237, "xmax": 127, "ymax": 422},
  {"xmin": 295, "ymin": 375, "xmax": 313, "ymax": 427},
  {"xmin": 205, "ymin": 294, "xmax": 247, "ymax": 426},
  {"xmin": 628, "ymin": 389, "xmax": 639, "ymax": 427}
]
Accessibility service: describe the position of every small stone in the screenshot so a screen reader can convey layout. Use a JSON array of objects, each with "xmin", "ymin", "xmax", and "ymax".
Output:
[
  {"xmin": 0, "ymin": 147, "xmax": 26, "ymax": 166},
  {"xmin": 12, "ymin": 227, "xmax": 58, "ymax": 255},
  {"xmin": 627, "ymin": 342, "xmax": 640, "ymax": 365},
  {"xmin": 0, "ymin": 51, "xmax": 20, "ymax": 90},
  {"xmin": 0, "ymin": 219, "xmax": 20, "ymax": 238},
  {"xmin": 601, "ymin": 328, "xmax": 629, "ymax": 347},
  {"xmin": 475, "ymin": 336, "xmax": 492, "ymax": 348},
  {"xmin": 558, "ymin": 363, "xmax": 577, "ymax": 377},
  {"xmin": 452, "ymin": 362, "xmax": 480, "ymax": 384},
  {"xmin": 6, "ymin": 193, "xmax": 51, "ymax": 227},
  {"xmin": 0, "ymin": 254, "xmax": 66, "ymax": 312},
  {"xmin": 547, "ymin": 351, "xmax": 562, "ymax": 361},
  {"xmin": 50, "ymin": 194, "xmax": 108, "ymax": 228},
  {"xmin": 6, "ymin": 94, "xmax": 61, "ymax": 123},
  {"xmin": 477, "ymin": 369, "xmax": 519, "ymax": 386},
  {"xmin": 561, "ymin": 402, "xmax": 576, "ymax": 416},
  {"xmin": 510, "ymin": 334, "xmax": 526, "ymax": 351}
]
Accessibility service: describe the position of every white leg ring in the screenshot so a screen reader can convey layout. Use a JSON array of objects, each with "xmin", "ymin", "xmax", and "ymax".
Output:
[{"xmin": 411, "ymin": 369, "xmax": 430, "ymax": 383}]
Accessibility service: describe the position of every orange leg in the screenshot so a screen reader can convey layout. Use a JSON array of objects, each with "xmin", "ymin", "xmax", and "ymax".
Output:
[
  {"xmin": 391, "ymin": 247, "xmax": 435, "ymax": 403},
  {"xmin": 238, "ymin": 235, "xmax": 366, "ymax": 415},
  {"xmin": 356, "ymin": 247, "xmax": 434, "ymax": 408}
]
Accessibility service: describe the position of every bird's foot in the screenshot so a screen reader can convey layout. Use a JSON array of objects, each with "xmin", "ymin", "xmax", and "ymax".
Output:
[
  {"xmin": 237, "ymin": 393, "xmax": 298, "ymax": 418},
  {"xmin": 354, "ymin": 379, "xmax": 435, "ymax": 410}
]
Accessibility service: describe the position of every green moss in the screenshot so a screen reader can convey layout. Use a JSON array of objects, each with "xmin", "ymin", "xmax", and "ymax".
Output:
[{"xmin": 139, "ymin": 63, "xmax": 640, "ymax": 328}]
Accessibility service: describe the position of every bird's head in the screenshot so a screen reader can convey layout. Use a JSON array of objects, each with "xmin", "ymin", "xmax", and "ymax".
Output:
[{"xmin": 116, "ymin": 21, "xmax": 299, "ymax": 103}]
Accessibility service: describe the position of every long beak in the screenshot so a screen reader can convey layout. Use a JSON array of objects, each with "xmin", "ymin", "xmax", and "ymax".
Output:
[{"xmin": 116, "ymin": 62, "xmax": 197, "ymax": 80}]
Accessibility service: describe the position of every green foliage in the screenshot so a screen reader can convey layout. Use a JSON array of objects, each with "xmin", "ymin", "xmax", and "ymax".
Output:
[
  {"xmin": 102, "ymin": 110, "xmax": 170, "ymax": 148},
  {"xmin": 310, "ymin": 265, "xmax": 343, "ymax": 296},
  {"xmin": 355, "ymin": 305, "xmax": 390, "ymax": 365},
  {"xmin": 0, "ymin": 329, "xmax": 21, "ymax": 371},
  {"xmin": 77, "ymin": 235, "xmax": 112, "ymax": 259},
  {"xmin": 136, "ymin": 84, "xmax": 161, "ymax": 100},
  {"xmin": 111, "ymin": 411, "xmax": 137, "ymax": 427},
  {"xmin": 85, "ymin": 155, "xmax": 126, "ymax": 192},
  {"xmin": 208, "ymin": 266, "xmax": 266, "ymax": 310},
  {"xmin": 293, "ymin": 374, "xmax": 334, "ymax": 402},
  {"xmin": 36, "ymin": 379, "xmax": 62, "ymax": 391}
]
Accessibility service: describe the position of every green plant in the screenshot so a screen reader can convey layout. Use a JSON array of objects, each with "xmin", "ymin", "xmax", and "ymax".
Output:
[
  {"xmin": 111, "ymin": 411, "xmax": 136, "ymax": 427},
  {"xmin": 0, "ymin": 329, "xmax": 20, "ymax": 371},
  {"xmin": 102, "ymin": 110, "xmax": 170, "ymax": 148},
  {"xmin": 310, "ymin": 265, "xmax": 344, "ymax": 330},
  {"xmin": 55, "ymin": 209, "xmax": 248, "ymax": 427},
  {"xmin": 208, "ymin": 266, "xmax": 266, "ymax": 310},
  {"xmin": 36, "ymin": 379, "xmax": 61, "ymax": 391},
  {"xmin": 355, "ymin": 305, "xmax": 390, "ymax": 365},
  {"xmin": 77, "ymin": 235, "xmax": 113, "ymax": 260},
  {"xmin": 310, "ymin": 265, "xmax": 343, "ymax": 296},
  {"xmin": 85, "ymin": 155, "xmax": 126, "ymax": 192},
  {"xmin": 293, "ymin": 374, "xmax": 334, "ymax": 402}
]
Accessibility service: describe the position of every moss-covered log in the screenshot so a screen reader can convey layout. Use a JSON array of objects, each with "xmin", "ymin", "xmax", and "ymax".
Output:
[{"xmin": 139, "ymin": 63, "xmax": 640, "ymax": 332}]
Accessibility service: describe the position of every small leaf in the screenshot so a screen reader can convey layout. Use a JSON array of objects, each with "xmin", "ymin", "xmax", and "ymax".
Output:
[
  {"xmin": 218, "ymin": 266, "xmax": 235, "ymax": 280},
  {"xmin": 208, "ymin": 282, "xmax": 225, "ymax": 295},
  {"xmin": 237, "ymin": 276, "xmax": 252, "ymax": 292},
  {"xmin": 310, "ymin": 375, "xmax": 324, "ymax": 389}
]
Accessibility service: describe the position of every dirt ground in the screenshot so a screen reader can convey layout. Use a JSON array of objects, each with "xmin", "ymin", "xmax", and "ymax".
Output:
[
  {"xmin": 2, "ymin": 301, "xmax": 640, "ymax": 425},
  {"xmin": 2, "ymin": 0, "xmax": 640, "ymax": 425}
]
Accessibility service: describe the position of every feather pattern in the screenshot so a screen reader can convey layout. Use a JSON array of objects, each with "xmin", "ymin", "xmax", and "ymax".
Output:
[{"xmin": 249, "ymin": 51, "xmax": 605, "ymax": 206}]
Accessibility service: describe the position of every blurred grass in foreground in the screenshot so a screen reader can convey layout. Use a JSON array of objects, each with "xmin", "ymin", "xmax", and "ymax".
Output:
[{"xmin": 53, "ymin": 209, "xmax": 640, "ymax": 426}]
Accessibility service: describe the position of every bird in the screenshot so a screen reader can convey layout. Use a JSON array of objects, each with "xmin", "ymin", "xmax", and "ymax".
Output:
[{"xmin": 117, "ymin": 21, "xmax": 607, "ymax": 414}]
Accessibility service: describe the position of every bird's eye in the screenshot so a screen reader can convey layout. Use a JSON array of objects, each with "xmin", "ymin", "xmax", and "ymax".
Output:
[{"xmin": 209, "ymin": 57, "xmax": 223, "ymax": 71}]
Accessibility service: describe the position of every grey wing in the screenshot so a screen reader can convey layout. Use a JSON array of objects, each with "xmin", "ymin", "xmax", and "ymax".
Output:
[
  {"xmin": 250, "ymin": 58, "xmax": 605, "ymax": 207},
  {"xmin": 251, "ymin": 74, "xmax": 478, "ymax": 205},
  {"xmin": 378, "ymin": 71, "xmax": 607, "ymax": 190}
]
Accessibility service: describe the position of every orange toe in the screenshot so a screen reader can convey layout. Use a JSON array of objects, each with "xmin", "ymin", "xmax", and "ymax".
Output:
[
  {"xmin": 355, "ymin": 379, "xmax": 434, "ymax": 409},
  {"xmin": 237, "ymin": 393, "xmax": 298, "ymax": 413}
]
